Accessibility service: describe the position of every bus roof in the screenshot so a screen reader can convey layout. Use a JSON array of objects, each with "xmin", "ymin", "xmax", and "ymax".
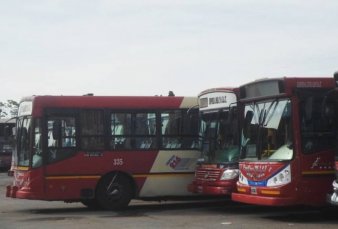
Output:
[
  {"xmin": 198, "ymin": 87, "xmax": 238, "ymax": 97},
  {"xmin": 19, "ymin": 95, "xmax": 198, "ymax": 117},
  {"xmin": 241, "ymin": 77, "xmax": 335, "ymax": 88},
  {"xmin": 239, "ymin": 77, "xmax": 335, "ymax": 100}
]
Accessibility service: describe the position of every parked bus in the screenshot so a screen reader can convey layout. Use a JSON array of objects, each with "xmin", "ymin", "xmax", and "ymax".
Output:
[
  {"xmin": 0, "ymin": 119, "xmax": 15, "ymax": 171},
  {"xmin": 232, "ymin": 77, "xmax": 336, "ymax": 206},
  {"xmin": 327, "ymin": 72, "xmax": 338, "ymax": 206},
  {"xmin": 6, "ymin": 95, "xmax": 200, "ymax": 210},
  {"xmin": 187, "ymin": 88, "xmax": 240, "ymax": 195}
]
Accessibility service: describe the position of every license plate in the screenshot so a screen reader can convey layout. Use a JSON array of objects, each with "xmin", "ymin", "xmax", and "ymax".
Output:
[{"xmin": 251, "ymin": 187, "xmax": 257, "ymax": 194}]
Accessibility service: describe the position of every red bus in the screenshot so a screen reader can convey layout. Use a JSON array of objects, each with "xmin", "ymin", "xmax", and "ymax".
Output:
[
  {"xmin": 6, "ymin": 95, "xmax": 201, "ymax": 210},
  {"xmin": 327, "ymin": 72, "xmax": 338, "ymax": 206},
  {"xmin": 232, "ymin": 77, "xmax": 336, "ymax": 206},
  {"xmin": 187, "ymin": 88, "xmax": 240, "ymax": 195}
]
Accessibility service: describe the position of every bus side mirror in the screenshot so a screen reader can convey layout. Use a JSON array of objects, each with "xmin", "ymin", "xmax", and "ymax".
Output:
[
  {"xmin": 229, "ymin": 107, "xmax": 237, "ymax": 122},
  {"xmin": 4, "ymin": 126, "xmax": 10, "ymax": 140},
  {"xmin": 334, "ymin": 71, "xmax": 338, "ymax": 86},
  {"xmin": 244, "ymin": 110, "xmax": 253, "ymax": 128},
  {"xmin": 321, "ymin": 96, "xmax": 336, "ymax": 120},
  {"xmin": 52, "ymin": 120, "xmax": 62, "ymax": 140},
  {"xmin": 4, "ymin": 125, "xmax": 15, "ymax": 140},
  {"xmin": 12, "ymin": 127, "xmax": 16, "ymax": 137}
]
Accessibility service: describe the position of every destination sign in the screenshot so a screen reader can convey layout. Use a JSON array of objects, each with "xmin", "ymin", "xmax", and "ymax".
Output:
[
  {"xmin": 296, "ymin": 81, "xmax": 322, "ymax": 88},
  {"xmin": 199, "ymin": 92, "xmax": 237, "ymax": 111}
]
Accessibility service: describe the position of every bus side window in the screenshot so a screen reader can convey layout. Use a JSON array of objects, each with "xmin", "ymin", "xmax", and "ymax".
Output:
[
  {"xmin": 80, "ymin": 110, "xmax": 104, "ymax": 150},
  {"xmin": 162, "ymin": 111, "xmax": 182, "ymax": 149},
  {"xmin": 47, "ymin": 116, "xmax": 76, "ymax": 163},
  {"xmin": 161, "ymin": 109, "xmax": 199, "ymax": 149},
  {"xmin": 182, "ymin": 109, "xmax": 199, "ymax": 149},
  {"xmin": 134, "ymin": 113, "xmax": 157, "ymax": 149},
  {"xmin": 111, "ymin": 113, "xmax": 132, "ymax": 149}
]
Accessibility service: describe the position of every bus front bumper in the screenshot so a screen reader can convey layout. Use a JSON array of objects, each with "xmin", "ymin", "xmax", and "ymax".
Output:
[
  {"xmin": 6, "ymin": 185, "xmax": 40, "ymax": 200},
  {"xmin": 6, "ymin": 185, "xmax": 18, "ymax": 198},
  {"xmin": 187, "ymin": 181, "xmax": 235, "ymax": 195},
  {"xmin": 232, "ymin": 192, "xmax": 296, "ymax": 206}
]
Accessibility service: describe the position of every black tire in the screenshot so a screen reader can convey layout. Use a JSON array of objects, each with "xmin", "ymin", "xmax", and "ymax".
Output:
[
  {"xmin": 81, "ymin": 199, "xmax": 102, "ymax": 210},
  {"xmin": 96, "ymin": 173, "xmax": 133, "ymax": 210}
]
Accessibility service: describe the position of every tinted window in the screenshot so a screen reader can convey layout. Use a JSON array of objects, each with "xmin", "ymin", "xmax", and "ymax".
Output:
[{"xmin": 80, "ymin": 110, "xmax": 104, "ymax": 150}]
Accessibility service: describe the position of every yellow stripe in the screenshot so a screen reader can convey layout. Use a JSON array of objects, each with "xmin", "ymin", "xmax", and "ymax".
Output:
[
  {"xmin": 16, "ymin": 166, "xmax": 29, "ymax": 171},
  {"xmin": 261, "ymin": 190, "xmax": 280, "ymax": 195},
  {"xmin": 46, "ymin": 175, "xmax": 101, "ymax": 180},
  {"xmin": 45, "ymin": 173, "xmax": 192, "ymax": 180},
  {"xmin": 302, "ymin": 170, "xmax": 335, "ymax": 175}
]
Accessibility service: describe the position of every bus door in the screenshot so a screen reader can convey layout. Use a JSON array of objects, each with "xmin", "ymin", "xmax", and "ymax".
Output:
[
  {"xmin": 43, "ymin": 109, "xmax": 83, "ymax": 199},
  {"xmin": 322, "ymin": 87, "xmax": 338, "ymax": 205},
  {"xmin": 297, "ymin": 89, "xmax": 335, "ymax": 204}
]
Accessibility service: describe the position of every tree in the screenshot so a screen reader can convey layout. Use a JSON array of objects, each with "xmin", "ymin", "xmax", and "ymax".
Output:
[{"xmin": 0, "ymin": 100, "xmax": 19, "ymax": 118}]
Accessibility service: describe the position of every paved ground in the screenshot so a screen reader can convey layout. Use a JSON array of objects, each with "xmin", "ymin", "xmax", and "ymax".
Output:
[{"xmin": 0, "ymin": 172, "xmax": 337, "ymax": 229}]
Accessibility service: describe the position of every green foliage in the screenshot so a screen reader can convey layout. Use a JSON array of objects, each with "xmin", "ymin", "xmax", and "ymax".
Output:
[{"xmin": 0, "ymin": 100, "xmax": 19, "ymax": 118}]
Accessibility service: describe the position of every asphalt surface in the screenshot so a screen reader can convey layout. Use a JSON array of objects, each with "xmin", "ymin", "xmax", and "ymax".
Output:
[{"xmin": 0, "ymin": 172, "xmax": 337, "ymax": 229}]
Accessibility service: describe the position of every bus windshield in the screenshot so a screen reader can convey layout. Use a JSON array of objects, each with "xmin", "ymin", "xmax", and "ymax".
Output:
[
  {"xmin": 16, "ymin": 116, "xmax": 32, "ymax": 166},
  {"xmin": 241, "ymin": 99, "xmax": 293, "ymax": 161},
  {"xmin": 200, "ymin": 110, "xmax": 239, "ymax": 163}
]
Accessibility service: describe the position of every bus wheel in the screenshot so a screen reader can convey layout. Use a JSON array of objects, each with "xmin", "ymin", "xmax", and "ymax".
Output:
[
  {"xmin": 81, "ymin": 199, "xmax": 102, "ymax": 210},
  {"xmin": 96, "ymin": 173, "xmax": 133, "ymax": 210}
]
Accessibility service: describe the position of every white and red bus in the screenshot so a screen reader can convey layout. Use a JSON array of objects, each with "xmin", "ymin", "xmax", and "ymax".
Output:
[
  {"xmin": 232, "ymin": 77, "xmax": 336, "ymax": 206},
  {"xmin": 6, "ymin": 95, "xmax": 201, "ymax": 210},
  {"xmin": 187, "ymin": 88, "xmax": 240, "ymax": 195}
]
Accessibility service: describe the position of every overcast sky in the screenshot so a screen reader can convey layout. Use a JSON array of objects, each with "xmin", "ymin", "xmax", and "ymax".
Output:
[{"xmin": 1, "ymin": 0, "xmax": 338, "ymax": 102}]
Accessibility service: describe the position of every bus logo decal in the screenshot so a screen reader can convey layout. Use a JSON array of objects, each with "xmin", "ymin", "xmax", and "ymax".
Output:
[
  {"xmin": 310, "ymin": 156, "xmax": 334, "ymax": 170},
  {"xmin": 166, "ymin": 155, "xmax": 193, "ymax": 171}
]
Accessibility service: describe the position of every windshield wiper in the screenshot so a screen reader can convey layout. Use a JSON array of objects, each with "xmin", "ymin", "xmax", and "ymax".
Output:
[{"xmin": 263, "ymin": 100, "xmax": 279, "ymax": 127}]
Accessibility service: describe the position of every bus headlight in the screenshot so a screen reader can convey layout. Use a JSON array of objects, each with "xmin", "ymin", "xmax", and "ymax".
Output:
[
  {"xmin": 267, "ymin": 165, "xmax": 291, "ymax": 187},
  {"xmin": 333, "ymin": 180, "xmax": 338, "ymax": 191},
  {"xmin": 238, "ymin": 171, "xmax": 248, "ymax": 185},
  {"xmin": 220, "ymin": 169, "xmax": 239, "ymax": 180}
]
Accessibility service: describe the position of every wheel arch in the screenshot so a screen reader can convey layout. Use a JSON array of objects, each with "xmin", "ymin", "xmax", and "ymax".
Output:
[{"xmin": 96, "ymin": 170, "xmax": 138, "ymax": 199}]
